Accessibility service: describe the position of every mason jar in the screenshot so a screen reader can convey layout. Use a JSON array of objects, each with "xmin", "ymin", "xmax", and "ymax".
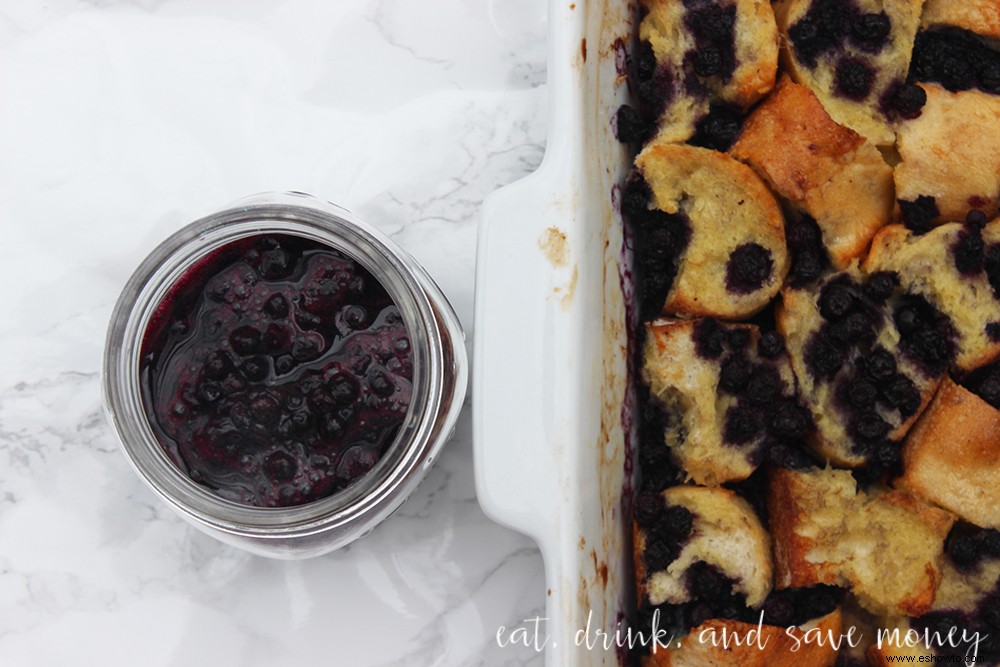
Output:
[{"xmin": 102, "ymin": 192, "xmax": 468, "ymax": 558}]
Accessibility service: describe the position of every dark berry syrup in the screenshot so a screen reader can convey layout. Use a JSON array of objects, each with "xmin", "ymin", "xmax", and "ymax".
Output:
[{"xmin": 139, "ymin": 234, "xmax": 413, "ymax": 508}]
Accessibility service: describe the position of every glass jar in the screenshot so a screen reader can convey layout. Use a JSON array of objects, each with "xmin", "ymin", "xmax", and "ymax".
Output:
[{"xmin": 102, "ymin": 192, "xmax": 468, "ymax": 558}]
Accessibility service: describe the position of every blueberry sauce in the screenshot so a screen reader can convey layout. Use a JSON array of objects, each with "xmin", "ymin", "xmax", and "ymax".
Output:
[
  {"xmin": 140, "ymin": 234, "xmax": 413, "ymax": 508},
  {"xmin": 910, "ymin": 27, "xmax": 1000, "ymax": 95}
]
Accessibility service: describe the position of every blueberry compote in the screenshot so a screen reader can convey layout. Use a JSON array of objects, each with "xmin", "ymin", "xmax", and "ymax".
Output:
[{"xmin": 140, "ymin": 234, "xmax": 412, "ymax": 507}]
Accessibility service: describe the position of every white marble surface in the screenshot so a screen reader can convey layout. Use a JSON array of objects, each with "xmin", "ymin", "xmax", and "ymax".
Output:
[{"xmin": 0, "ymin": 1, "xmax": 550, "ymax": 664}]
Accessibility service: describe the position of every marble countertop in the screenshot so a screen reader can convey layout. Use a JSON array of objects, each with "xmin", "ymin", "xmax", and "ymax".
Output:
[{"xmin": 0, "ymin": 1, "xmax": 549, "ymax": 664}]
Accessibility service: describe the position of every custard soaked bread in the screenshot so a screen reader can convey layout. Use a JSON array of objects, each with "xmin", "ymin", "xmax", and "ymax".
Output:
[
  {"xmin": 731, "ymin": 77, "xmax": 894, "ymax": 270},
  {"xmin": 776, "ymin": 268, "xmax": 944, "ymax": 468},
  {"xmin": 618, "ymin": 0, "xmax": 779, "ymax": 148},
  {"xmin": 768, "ymin": 466, "xmax": 954, "ymax": 616},
  {"xmin": 631, "ymin": 142, "xmax": 788, "ymax": 320},
  {"xmin": 773, "ymin": 0, "xmax": 926, "ymax": 145},
  {"xmin": 642, "ymin": 318, "xmax": 810, "ymax": 486}
]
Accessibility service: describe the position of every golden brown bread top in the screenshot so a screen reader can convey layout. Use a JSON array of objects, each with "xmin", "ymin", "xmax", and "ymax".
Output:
[
  {"xmin": 636, "ymin": 142, "xmax": 788, "ymax": 320},
  {"xmin": 731, "ymin": 77, "xmax": 893, "ymax": 269},
  {"xmin": 899, "ymin": 377, "xmax": 1000, "ymax": 529},
  {"xmin": 640, "ymin": 609, "xmax": 842, "ymax": 667},
  {"xmin": 639, "ymin": 0, "xmax": 779, "ymax": 145},
  {"xmin": 863, "ymin": 220, "xmax": 1000, "ymax": 372},
  {"xmin": 921, "ymin": 0, "xmax": 1000, "ymax": 39},
  {"xmin": 635, "ymin": 485, "xmax": 773, "ymax": 608},
  {"xmin": 894, "ymin": 83, "xmax": 1000, "ymax": 225},
  {"xmin": 768, "ymin": 467, "xmax": 955, "ymax": 616}
]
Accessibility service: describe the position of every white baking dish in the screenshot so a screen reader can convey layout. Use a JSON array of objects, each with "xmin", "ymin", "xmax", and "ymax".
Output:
[{"xmin": 474, "ymin": 1, "xmax": 636, "ymax": 664}]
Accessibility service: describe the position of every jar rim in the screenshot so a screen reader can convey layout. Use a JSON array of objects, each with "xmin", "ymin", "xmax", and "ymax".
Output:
[{"xmin": 103, "ymin": 193, "xmax": 460, "ymax": 541}]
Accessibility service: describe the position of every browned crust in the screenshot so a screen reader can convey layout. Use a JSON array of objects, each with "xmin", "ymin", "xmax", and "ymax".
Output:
[
  {"xmin": 634, "ymin": 521, "xmax": 650, "ymax": 606},
  {"xmin": 731, "ymin": 77, "xmax": 892, "ymax": 269},
  {"xmin": 640, "ymin": 609, "xmax": 842, "ymax": 667},
  {"xmin": 898, "ymin": 378, "xmax": 1000, "ymax": 529},
  {"xmin": 921, "ymin": 0, "xmax": 1000, "ymax": 39},
  {"xmin": 766, "ymin": 468, "xmax": 841, "ymax": 589}
]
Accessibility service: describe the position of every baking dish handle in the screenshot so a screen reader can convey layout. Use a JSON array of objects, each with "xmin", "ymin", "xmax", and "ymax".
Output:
[{"xmin": 472, "ymin": 165, "xmax": 574, "ymax": 543}]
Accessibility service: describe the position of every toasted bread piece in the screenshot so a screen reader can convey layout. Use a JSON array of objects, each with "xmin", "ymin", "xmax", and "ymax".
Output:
[
  {"xmin": 635, "ymin": 485, "xmax": 773, "ymax": 608},
  {"xmin": 773, "ymin": 0, "xmax": 925, "ymax": 145},
  {"xmin": 637, "ymin": 0, "xmax": 779, "ymax": 145},
  {"xmin": 776, "ymin": 269, "xmax": 942, "ymax": 467},
  {"xmin": 635, "ymin": 142, "xmax": 788, "ymax": 319},
  {"xmin": 863, "ymin": 220, "xmax": 1000, "ymax": 372},
  {"xmin": 894, "ymin": 84, "xmax": 1000, "ymax": 225},
  {"xmin": 921, "ymin": 0, "xmax": 1000, "ymax": 39},
  {"xmin": 870, "ymin": 551, "xmax": 1000, "ymax": 664},
  {"xmin": 642, "ymin": 319, "xmax": 802, "ymax": 485},
  {"xmin": 898, "ymin": 378, "xmax": 1000, "ymax": 529},
  {"xmin": 640, "ymin": 609, "xmax": 842, "ymax": 667},
  {"xmin": 731, "ymin": 77, "xmax": 893, "ymax": 270},
  {"xmin": 768, "ymin": 467, "xmax": 955, "ymax": 616}
]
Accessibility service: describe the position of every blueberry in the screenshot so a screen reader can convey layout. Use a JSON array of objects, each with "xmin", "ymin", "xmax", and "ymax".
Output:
[
  {"xmin": 953, "ymin": 226, "xmax": 985, "ymax": 275},
  {"xmin": 197, "ymin": 380, "xmax": 223, "ymax": 404},
  {"xmin": 852, "ymin": 411, "xmax": 891, "ymax": 441},
  {"xmin": 635, "ymin": 492, "xmax": 665, "ymax": 528},
  {"xmin": 986, "ymin": 244, "xmax": 1000, "ymax": 299},
  {"xmin": 694, "ymin": 318, "xmax": 728, "ymax": 360},
  {"xmin": 274, "ymin": 354, "xmax": 295, "ymax": 375},
  {"xmin": 368, "ymin": 371, "xmax": 395, "ymax": 398},
  {"xmin": 819, "ymin": 282, "xmax": 855, "ymax": 320},
  {"xmin": 328, "ymin": 373, "xmax": 359, "ymax": 404},
  {"xmin": 947, "ymin": 534, "xmax": 979, "ymax": 569},
  {"xmin": 644, "ymin": 539, "xmax": 678, "ymax": 572},
  {"xmin": 845, "ymin": 378, "xmax": 878, "ymax": 409},
  {"xmin": 967, "ymin": 209, "xmax": 989, "ymax": 227},
  {"xmin": 835, "ymin": 57, "xmax": 875, "ymax": 100},
  {"xmin": 249, "ymin": 393, "xmax": 280, "ymax": 427},
  {"xmin": 805, "ymin": 335, "xmax": 846, "ymax": 380},
  {"xmin": 694, "ymin": 46, "xmax": 723, "ymax": 77},
  {"xmin": 758, "ymin": 331, "xmax": 785, "ymax": 358},
  {"xmin": 719, "ymin": 355, "xmax": 753, "ymax": 393},
  {"xmin": 769, "ymin": 400, "xmax": 811, "ymax": 439},
  {"xmin": 263, "ymin": 323, "xmax": 291, "ymax": 351},
  {"xmin": 746, "ymin": 367, "xmax": 781, "ymax": 405},
  {"xmin": 863, "ymin": 272, "xmax": 898, "ymax": 303},
  {"xmin": 203, "ymin": 349, "xmax": 233, "ymax": 380},
  {"xmin": 660, "ymin": 505, "xmax": 694, "ymax": 539},
  {"xmin": 615, "ymin": 105, "xmax": 649, "ymax": 144},
  {"xmin": 291, "ymin": 336, "xmax": 323, "ymax": 362},
  {"xmin": 622, "ymin": 174, "xmax": 653, "ymax": 219},
  {"xmin": 635, "ymin": 40, "xmax": 656, "ymax": 81},
  {"xmin": 761, "ymin": 594, "xmax": 796, "ymax": 627},
  {"xmin": 726, "ymin": 243, "xmax": 773, "ymax": 294},
  {"xmin": 899, "ymin": 196, "xmax": 940, "ymax": 234},
  {"xmin": 263, "ymin": 450, "xmax": 298, "ymax": 482},
  {"xmin": 851, "ymin": 12, "xmax": 891, "ymax": 49},
  {"xmin": 239, "ymin": 355, "xmax": 269, "ymax": 382},
  {"xmin": 988, "ymin": 323, "xmax": 1000, "ymax": 342},
  {"xmin": 296, "ymin": 311, "xmax": 322, "ymax": 331},
  {"xmin": 882, "ymin": 82, "xmax": 927, "ymax": 119},
  {"xmin": 873, "ymin": 439, "xmax": 901, "ymax": 469},
  {"xmin": 724, "ymin": 404, "xmax": 763, "ymax": 444},
  {"xmin": 686, "ymin": 561, "xmax": 733, "ymax": 601},
  {"xmin": 686, "ymin": 4, "xmax": 735, "ymax": 42},
  {"xmin": 864, "ymin": 349, "xmax": 897, "ymax": 383},
  {"xmin": 229, "ymin": 325, "xmax": 262, "ymax": 356},
  {"xmin": 259, "ymin": 247, "xmax": 291, "ymax": 279},
  {"xmin": 262, "ymin": 293, "xmax": 289, "ymax": 319},
  {"xmin": 983, "ymin": 530, "xmax": 1000, "ymax": 557},
  {"xmin": 881, "ymin": 374, "xmax": 921, "ymax": 417},
  {"xmin": 690, "ymin": 103, "xmax": 743, "ymax": 152}
]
